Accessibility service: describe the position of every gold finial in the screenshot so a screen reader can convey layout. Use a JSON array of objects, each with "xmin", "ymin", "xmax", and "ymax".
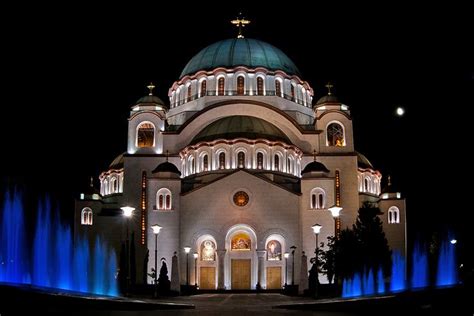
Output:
[
  {"xmin": 231, "ymin": 13, "xmax": 250, "ymax": 39},
  {"xmin": 90, "ymin": 176, "xmax": 94, "ymax": 187},
  {"xmin": 165, "ymin": 150, "xmax": 169, "ymax": 162},
  {"xmin": 325, "ymin": 82, "xmax": 334, "ymax": 96},
  {"xmin": 388, "ymin": 175, "xmax": 392, "ymax": 186},
  {"xmin": 147, "ymin": 82, "xmax": 155, "ymax": 96},
  {"xmin": 313, "ymin": 150, "xmax": 317, "ymax": 161}
]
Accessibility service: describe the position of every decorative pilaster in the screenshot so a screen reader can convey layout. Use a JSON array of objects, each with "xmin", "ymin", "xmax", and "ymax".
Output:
[
  {"xmin": 217, "ymin": 250, "xmax": 226, "ymax": 289},
  {"xmin": 257, "ymin": 250, "xmax": 266, "ymax": 289}
]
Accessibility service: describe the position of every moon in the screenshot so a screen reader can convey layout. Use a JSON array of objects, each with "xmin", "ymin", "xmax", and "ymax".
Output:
[{"xmin": 396, "ymin": 107, "xmax": 405, "ymax": 116}]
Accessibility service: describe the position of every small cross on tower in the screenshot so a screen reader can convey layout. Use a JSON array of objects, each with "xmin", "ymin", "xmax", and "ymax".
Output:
[
  {"xmin": 231, "ymin": 13, "xmax": 251, "ymax": 39},
  {"xmin": 147, "ymin": 82, "xmax": 155, "ymax": 96},
  {"xmin": 325, "ymin": 82, "xmax": 334, "ymax": 96}
]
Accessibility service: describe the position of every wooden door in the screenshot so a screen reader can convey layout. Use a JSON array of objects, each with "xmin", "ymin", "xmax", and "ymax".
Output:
[
  {"xmin": 199, "ymin": 267, "xmax": 216, "ymax": 289},
  {"xmin": 231, "ymin": 259, "xmax": 251, "ymax": 289},
  {"xmin": 266, "ymin": 267, "xmax": 282, "ymax": 289}
]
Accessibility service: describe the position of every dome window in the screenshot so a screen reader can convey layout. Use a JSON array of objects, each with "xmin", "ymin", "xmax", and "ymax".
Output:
[
  {"xmin": 237, "ymin": 76, "xmax": 245, "ymax": 95},
  {"xmin": 327, "ymin": 122, "xmax": 345, "ymax": 147},
  {"xmin": 137, "ymin": 122, "xmax": 155, "ymax": 148}
]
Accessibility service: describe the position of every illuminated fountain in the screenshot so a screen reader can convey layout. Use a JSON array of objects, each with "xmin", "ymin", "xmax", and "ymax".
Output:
[
  {"xmin": 0, "ymin": 190, "xmax": 118, "ymax": 296},
  {"xmin": 342, "ymin": 240, "xmax": 459, "ymax": 298}
]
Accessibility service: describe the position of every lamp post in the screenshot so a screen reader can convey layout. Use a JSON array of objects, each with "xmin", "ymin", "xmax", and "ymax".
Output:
[
  {"xmin": 184, "ymin": 247, "xmax": 191, "ymax": 287},
  {"xmin": 193, "ymin": 252, "xmax": 198, "ymax": 287},
  {"xmin": 151, "ymin": 224, "xmax": 162, "ymax": 297},
  {"xmin": 284, "ymin": 252, "xmax": 289, "ymax": 288},
  {"xmin": 121, "ymin": 206, "xmax": 135, "ymax": 294},
  {"xmin": 290, "ymin": 245, "xmax": 297, "ymax": 286},
  {"xmin": 312, "ymin": 223, "xmax": 322, "ymax": 296},
  {"xmin": 328, "ymin": 206, "xmax": 342, "ymax": 239}
]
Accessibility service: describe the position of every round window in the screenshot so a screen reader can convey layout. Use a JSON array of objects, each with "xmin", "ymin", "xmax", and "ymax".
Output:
[{"xmin": 233, "ymin": 191, "xmax": 249, "ymax": 207}]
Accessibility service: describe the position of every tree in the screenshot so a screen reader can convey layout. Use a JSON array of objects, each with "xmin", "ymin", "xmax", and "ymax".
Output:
[
  {"xmin": 319, "ymin": 237, "xmax": 336, "ymax": 284},
  {"xmin": 158, "ymin": 259, "xmax": 170, "ymax": 293},
  {"xmin": 352, "ymin": 202, "xmax": 392, "ymax": 276},
  {"xmin": 143, "ymin": 249, "xmax": 149, "ymax": 284}
]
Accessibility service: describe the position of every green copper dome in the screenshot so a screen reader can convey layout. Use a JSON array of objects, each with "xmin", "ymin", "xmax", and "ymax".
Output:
[
  {"xmin": 180, "ymin": 38, "xmax": 301, "ymax": 78},
  {"xmin": 191, "ymin": 116, "xmax": 291, "ymax": 145}
]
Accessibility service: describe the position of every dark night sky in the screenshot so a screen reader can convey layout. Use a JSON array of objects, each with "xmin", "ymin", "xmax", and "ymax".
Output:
[{"xmin": 1, "ymin": 3, "xmax": 472, "ymax": 242}]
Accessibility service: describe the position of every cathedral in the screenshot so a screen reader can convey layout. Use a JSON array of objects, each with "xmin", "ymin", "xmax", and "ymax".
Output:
[{"xmin": 75, "ymin": 20, "xmax": 406, "ymax": 291}]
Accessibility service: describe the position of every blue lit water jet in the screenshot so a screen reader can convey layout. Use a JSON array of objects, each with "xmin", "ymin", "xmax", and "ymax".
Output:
[
  {"xmin": 411, "ymin": 242, "xmax": 428, "ymax": 289},
  {"xmin": 436, "ymin": 238, "xmax": 458, "ymax": 287},
  {"xmin": 390, "ymin": 251, "xmax": 406, "ymax": 292},
  {"xmin": 0, "ymin": 190, "xmax": 117, "ymax": 296}
]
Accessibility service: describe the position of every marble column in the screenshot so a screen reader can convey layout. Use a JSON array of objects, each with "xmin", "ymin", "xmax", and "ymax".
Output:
[
  {"xmin": 257, "ymin": 250, "xmax": 266, "ymax": 289},
  {"xmin": 217, "ymin": 250, "xmax": 226, "ymax": 289}
]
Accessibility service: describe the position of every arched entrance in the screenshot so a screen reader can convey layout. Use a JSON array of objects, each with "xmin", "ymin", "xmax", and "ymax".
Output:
[
  {"xmin": 195, "ymin": 235, "xmax": 218, "ymax": 289},
  {"xmin": 225, "ymin": 224, "xmax": 257, "ymax": 289}
]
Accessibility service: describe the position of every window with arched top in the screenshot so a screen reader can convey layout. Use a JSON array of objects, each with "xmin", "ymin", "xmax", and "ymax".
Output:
[
  {"xmin": 218, "ymin": 77, "xmax": 225, "ymax": 95},
  {"xmin": 187, "ymin": 84, "xmax": 192, "ymax": 101},
  {"xmin": 364, "ymin": 178, "xmax": 369, "ymax": 192},
  {"xmin": 156, "ymin": 188, "xmax": 172, "ymax": 210},
  {"xmin": 257, "ymin": 77, "xmax": 264, "ymax": 95},
  {"xmin": 219, "ymin": 152, "xmax": 225, "ymax": 169},
  {"xmin": 137, "ymin": 122, "xmax": 155, "ymax": 148},
  {"xmin": 327, "ymin": 122, "xmax": 345, "ymax": 147},
  {"xmin": 237, "ymin": 152, "xmax": 245, "ymax": 168},
  {"xmin": 274, "ymin": 154, "xmax": 280, "ymax": 171},
  {"xmin": 310, "ymin": 188, "xmax": 326, "ymax": 209},
  {"xmin": 257, "ymin": 152, "xmax": 263, "ymax": 169},
  {"xmin": 81, "ymin": 207, "xmax": 93, "ymax": 225},
  {"xmin": 203, "ymin": 154, "xmax": 209, "ymax": 171},
  {"xmin": 287, "ymin": 158, "xmax": 291, "ymax": 173},
  {"xmin": 388, "ymin": 206, "xmax": 400, "ymax": 224},
  {"xmin": 200, "ymin": 240, "xmax": 216, "ymax": 261},
  {"xmin": 237, "ymin": 76, "xmax": 245, "ymax": 95},
  {"xmin": 266, "ymin": 240, "xmax": 282, "ymax": 261},
  {"xmin": 290, "ymin": 85, "xmax": 295, "ymax": 100},
  {"xmin": 200, "ymin": 80, "xmax": 207, "ymax": 97},
  {"xmin": 275, "ymin": 80, "xmax": 282, "ymax": 97},
  {"xmin": 111, "ymin": 177, "xmax": 118, "ymax": 194}
]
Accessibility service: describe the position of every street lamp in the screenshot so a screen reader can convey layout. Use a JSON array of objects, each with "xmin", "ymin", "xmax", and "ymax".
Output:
[
  {"xmin": 121, "ymin": 206, "xmax": 135, "ymax": 294},
  {"xmin": 284, "ymin": 252, "xmax": 290, "ymax": 287},
  {"xmin": 184, "ymin": 247, "xmax": 191, "ymax": 287},
  {"xmin": 290, "ymin": 245, "xmax": 297, "ymax": 286},
  {"xmin": 312, "ymin": 223, "xmax": 322, "ymax": 295},
  {"xmin": 328, "ymin": 206, "xmax": 342, "ymax": 238},
  {"xmin": 193, "ymin": 252, "xmax": 199, "ymax": 287},
  {"xmin": 151, "ymin": 224, "xmax": 162, "ymax": 297}
]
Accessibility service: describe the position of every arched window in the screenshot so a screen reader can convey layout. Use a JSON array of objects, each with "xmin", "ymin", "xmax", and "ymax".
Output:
[
  {"xmin": 111, "ymin": 177, "xmax": 117, "ymax": 193},
  {"xmin": 190, "ymin": 157, "xmax": 195, "ymax": 174},
  {"xmin": 156, "ymin": 188, "xmax": 172, "ymax": 210},
  {"xmin": 266, "ymin": 240, "xmax": 282, "ymax": 261},
  {"xmin": 287, "ymin": 158, "xmax": 291, "ymax": 173},
  {"xmin": 137, "ymin": 122, "xmax": 155, "ymax": 148},
  {"xmin": 187, "ymin": 84, "xmax": 192, "ymax": 101},
  {"xmin": 327, "ymin": 122, "xmax": 345, "ymax": 146},
  {"xmin": 237, "ymin": 152, "xmax": 245, "ymax": 168},
  {"xmin": 364, "ymin": 178, "xmax": 369, "ymax": 192},
  {"xmin": 275, "ymin": 80, "xmax": 282, "ymax": 97},
  {"xmin": 219, "ymin": 152, "xmax": 225, "ymax": 169},
  {"xmin": 200, "ymin": 240, "xmax": 216, "ymax": 261},
  {"xmin": 388, "ymin": 206, "xmax": 400, "ymax": 224},
  {"xmin": 218, "ymin": 77, "xmax": 225, "ymax": 96},
  {"xmin": 290, "ymin": 85, "xmax": 295, "ymax": 100},
  {"xmin": 81, "ymin": 207, "xmax": 93, "ymax": 225},
  {"xmin": 237, "ymin": 76, "xmax": 245, "ymax": 95},
  {"xmin": 310, "ymin": 188, "xmax": 326, "ymax": 209},
  {"xmin": 203, "ymin": 154, "xmax": 209, "ymax": 171},
  {"xmin": 274, "ymin": 154, "xmax": 280, "ymax": 171},
  {"xmin": 257, "ymin": 77, "xmax": 264, "ymax": 95},
  {"xmin": 200, "ymin": 80, "xmax": 207, "ymax": 97},
  {"xmin": 257, "ymin": 152, "xmax": 263, "ymax": 169}
]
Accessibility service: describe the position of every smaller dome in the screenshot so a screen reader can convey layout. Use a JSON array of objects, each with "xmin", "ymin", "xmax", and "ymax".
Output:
[
  {"xmin": 136, "ymin": 95, "xmax": 166, "ymax": 107},
  {"xmin": 357, "ymin": 152, "xmax": 374, "ymax": 169},
  {"xmin": 315, "ymin": 94, "xmax": 340, "ymax": 106},
  {"xmin": 301, "ymin": 161, "xmax": 330, "ymax": 174},
  {"xmin": 109, "ymin": 153, "xmax": 125, "ymax": 169},
  {"xmin": 152, "ymin": 161, "xmax": 181, "ymax": 175}
]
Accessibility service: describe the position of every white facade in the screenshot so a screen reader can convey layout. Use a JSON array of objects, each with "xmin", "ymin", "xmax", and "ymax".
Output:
[{"xmin": 75, "ymin": 37, "xmax": 406, "ymax": 290}]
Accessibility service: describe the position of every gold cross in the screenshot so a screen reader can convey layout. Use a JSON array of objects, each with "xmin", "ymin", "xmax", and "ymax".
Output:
[
  {"xmin": 231, "ymin": 13, "xmax": 251, "ymax": 39},
  {"xmin": 147, "ymin": 82, "xmax": 155, "ymax": 95},
  {"xmin": 325, "ymin": 82, "xmax": 334, "ymax": 95}
]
